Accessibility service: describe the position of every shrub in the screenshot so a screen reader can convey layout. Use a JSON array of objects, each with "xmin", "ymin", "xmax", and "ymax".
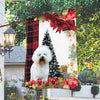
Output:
[
  {"xmin": 78, "ymin": 68, "xmax": 97, "ymax": 84},
  {"xmin": 91, "ymin": 85, "xmax": 99, "ymax": 98}
]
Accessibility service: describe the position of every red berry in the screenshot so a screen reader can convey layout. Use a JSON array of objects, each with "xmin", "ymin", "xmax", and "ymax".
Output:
[
  {"xmin": 55, "ymin": 86, "xmax": 59, "ymax": 88},
  {"xmin": 41, "ymin": 16, "xmax": 44, "ymax": 19},
  {"xmin": 69, "ymin": 34, "xmax": 71, "ymax": 37},
  {"xmin": 40, "ymin": 86, "xmax": 43, "ymax": 89},
  {"xmin": 55, "ymin": 81, "xmax": 59, "ymax": 85}
]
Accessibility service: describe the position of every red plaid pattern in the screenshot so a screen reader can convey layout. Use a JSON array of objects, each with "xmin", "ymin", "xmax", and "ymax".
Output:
[{"xmin": 25, "ymin": 18, "xmax": 39, "ymax": 82}]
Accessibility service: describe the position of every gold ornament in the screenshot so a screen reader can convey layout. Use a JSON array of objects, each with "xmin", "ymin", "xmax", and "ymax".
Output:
[
  {"xmin": 70, "ymin": 62, "xmax": 74, "ymax": 66},
  {"xmin": 32, "ymin": 84, "xmax": 36, "ymax": 89},
  {"xmin": 73, "ymin": 71, "xmax": 78, "ymax": 76},
  {"xmin": 34, "ymin": 17, "xmax": 38, "ymax": 21},
  {"xmin": 73, "ymin": 34, "xmax": 76, "ymax": 38},
  {"xmin": 58, "ymin": 78, "xmax": 64, "ymax": 82},
  {"xmin": 60, "ymin": 65, "xmax": 67, "ymax": 73},
  {"xmin": 25, "ymin": 82, "xmax": 30, "ymax": 87}
]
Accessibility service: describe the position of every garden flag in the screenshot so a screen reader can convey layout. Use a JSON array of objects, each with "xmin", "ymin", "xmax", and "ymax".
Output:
[{"xmin": 25, "ymin": 9, "xmax": 78, "ymax": 90}]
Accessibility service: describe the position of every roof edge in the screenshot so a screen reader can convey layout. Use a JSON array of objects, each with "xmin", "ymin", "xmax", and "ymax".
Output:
[{"xmin": 4, "ymin": 63, "xmax": 25, "ymax": 66}]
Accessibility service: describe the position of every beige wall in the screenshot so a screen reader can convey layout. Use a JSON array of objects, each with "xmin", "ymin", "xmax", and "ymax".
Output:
[{"xmin": 0, "ymin": 0, "xmax": 5, "ymax": 99}]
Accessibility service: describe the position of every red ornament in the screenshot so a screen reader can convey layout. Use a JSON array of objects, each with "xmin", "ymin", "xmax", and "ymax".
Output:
[
  {"xmin": 65, "ymin": 78, "xmax": 72, "ymax": 84},
  {"xmin": 68, "ymin": 78, "xmax": 78, "ymax": 89},
  {"xmin": 36, "ymin": 79, "xmax": 42, "ymax": 85},
  {"xmin": 72, "ymin": 43, "xmax": 75, "ymax": 47},
  {"xmin": 61, "ymin": 81, "xmax": 66, "ymax": 87},
  {"xmin": 48, "ymin": 77, "xmax": 52, "ymax": 82},
  {"xmin": 69, "ymin": 34, "xmax": 71, "ymax": 37},
  {"xmin": 55, "ymin": 76, "xmax": 58, "ymax": 81},
  {"xmin": 52, "ymin": 77, "xmax": 56, "ymax": 84},
  {"xmin": 30, "ymin": 80, "xmax": 35, "ymax": 85},
  {"xmin": 43, "ymin": 81, "xmax": 49, "ymax": 86}
]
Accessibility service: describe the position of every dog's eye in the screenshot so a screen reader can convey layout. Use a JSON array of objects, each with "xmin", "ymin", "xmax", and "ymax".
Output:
[
  {"xmin": 44, "ymin": 53, "xmax": 47, "ymax": 56},
  {"xmin": 39, "ymin": 54, "xmax": 41, "ymax": 56}
]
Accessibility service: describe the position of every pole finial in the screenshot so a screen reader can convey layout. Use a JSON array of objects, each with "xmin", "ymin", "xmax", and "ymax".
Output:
[{"xmin": 46, "ymin": 29, "xmax": 49, "ymax": 33}]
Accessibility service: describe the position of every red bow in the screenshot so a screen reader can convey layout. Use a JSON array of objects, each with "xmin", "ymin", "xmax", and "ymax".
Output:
[
  {"xmin": 61, "ymin": 9, "xmax": 76, "ymax": 20},
  {"xmin": 43, "ymin": 13, "xmax": 76, "ymax": 33}
]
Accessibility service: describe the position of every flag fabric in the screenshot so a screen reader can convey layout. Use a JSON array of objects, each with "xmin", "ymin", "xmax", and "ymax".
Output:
[{"xmin": 25, "ymin": 18, "xmax": 39, "ymax": 82}]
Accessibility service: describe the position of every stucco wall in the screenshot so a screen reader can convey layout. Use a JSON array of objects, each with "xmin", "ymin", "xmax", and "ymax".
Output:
[
  {"xmin": 0, "ymin": 0, "xmax": 5, "ymax": 99},
  {"xmin": 47, "ymin": 86, "xmax": 100, "ymax": 99},
  {"xmin": 4, "ymin": 64, "xmax": 26, "ymax": 97}
]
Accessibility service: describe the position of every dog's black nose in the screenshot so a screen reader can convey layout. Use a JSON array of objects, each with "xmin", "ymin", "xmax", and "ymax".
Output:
[{"xmin": 41, "ymin": 56, "xmax": 44, "ymax": 59}]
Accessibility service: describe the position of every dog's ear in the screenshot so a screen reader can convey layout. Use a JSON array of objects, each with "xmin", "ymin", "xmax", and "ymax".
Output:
[
  {"xmin": 32, "ymin": 52, "xmax": 35, "ymax": 61},
  {"xmin": 48, "ymin": 50, "xmax": 52, "ymax": 62}
]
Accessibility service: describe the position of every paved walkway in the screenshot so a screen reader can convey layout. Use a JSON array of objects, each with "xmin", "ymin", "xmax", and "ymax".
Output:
[{"xmin": 50, "ymin": 97, "xmax": 100, "ymax": 100}]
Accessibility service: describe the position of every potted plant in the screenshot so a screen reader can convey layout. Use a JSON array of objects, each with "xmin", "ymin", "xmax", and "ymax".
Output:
[{"xmin": 91, "ymin": 85, "xmax": 99, "ymax": 98}]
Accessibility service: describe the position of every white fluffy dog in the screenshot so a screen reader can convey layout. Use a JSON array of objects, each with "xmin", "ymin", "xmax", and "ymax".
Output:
[{"xmin": 30, "ymin": 45, "xmax": 52, "ymax": 81}]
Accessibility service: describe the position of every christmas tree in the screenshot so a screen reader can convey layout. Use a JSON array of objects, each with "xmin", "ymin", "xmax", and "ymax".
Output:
[{"xmin": 42, "ymin": 30, "xmax": 61, "ymax": 78}]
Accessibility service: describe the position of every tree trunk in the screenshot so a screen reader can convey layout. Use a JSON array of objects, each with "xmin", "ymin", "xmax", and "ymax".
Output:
[{"xmin": 93, "ymin": 95, "xmax": 95, "ymax": 98}]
